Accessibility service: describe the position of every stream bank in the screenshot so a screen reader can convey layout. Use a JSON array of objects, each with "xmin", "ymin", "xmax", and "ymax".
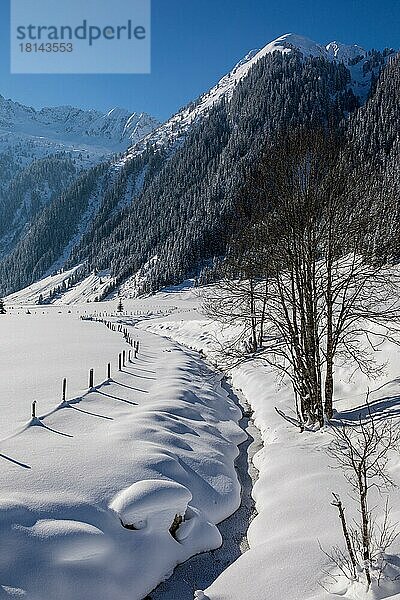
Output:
[{"xmin": 148, "ymin": 383, "xmax": 262, "ymax": 600}]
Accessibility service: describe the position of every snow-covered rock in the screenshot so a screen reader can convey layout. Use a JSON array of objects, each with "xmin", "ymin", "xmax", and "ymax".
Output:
[
  {"xmin": 326, "ymin": 40, "xmax": 366, "ymax": 62},
  {"xmin": 109, "ymin": 479, "xmax": 192, "ymax": 531}
]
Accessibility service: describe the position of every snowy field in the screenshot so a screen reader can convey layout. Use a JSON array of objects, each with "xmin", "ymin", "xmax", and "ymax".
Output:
[
  {"xmin": 0, "ymin": 300, "xmax": 246, "ymax": 599},
  {"xmin": 1, "ymin": 284, "xmax": 400, "ymax": 600},
  {"xmin": 0, "ymin": 310, "xmax": 124, "ymax": 438}
]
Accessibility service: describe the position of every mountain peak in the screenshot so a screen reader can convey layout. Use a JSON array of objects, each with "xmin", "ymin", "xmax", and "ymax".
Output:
[
  {"xmin": 259, "ymin": 33, "xmax": 367, "ymax": 65},
  {"xmin": 122, "ymin": 32, "xmax": 391, "ymax": 164},
  {"xmin": 326, "ymin": 40, "xmax": 366, "ymax": 62},
  {"xmin": 262, "ymin": 33, "xmax": 328, "ymax": 58},
  {"xmin": 105, "ymin": 107, "xmax": 131, "ymax": 119}
]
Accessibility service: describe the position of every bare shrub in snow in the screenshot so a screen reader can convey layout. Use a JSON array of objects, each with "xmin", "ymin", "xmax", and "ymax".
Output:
[{"xmin": 324, "ymin": 399, "xmax": 400, "ymax": 590}]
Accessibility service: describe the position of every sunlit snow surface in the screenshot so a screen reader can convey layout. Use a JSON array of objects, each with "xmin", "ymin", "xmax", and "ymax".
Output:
[
  {"xmin": 0, "ymin": 299, "xmax": 245, "ymax": 600},
  {"xmin": 141, "ymin": 301, "xmax": 400, "ymax": 600},
  {"xmin": 2, "ymin": 281, "xmax": 400, "ymax": 600}
]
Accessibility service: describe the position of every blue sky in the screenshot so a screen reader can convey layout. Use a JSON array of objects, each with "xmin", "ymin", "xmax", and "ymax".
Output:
[{"xmin": 0, "ymin": 0, "xmax": 399, "ymax": 122}]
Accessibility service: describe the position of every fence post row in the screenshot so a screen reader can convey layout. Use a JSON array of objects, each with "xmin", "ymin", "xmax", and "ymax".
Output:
[{"xmin": 27, "ymin": 312, "xmax": 148, "ymax": 423}]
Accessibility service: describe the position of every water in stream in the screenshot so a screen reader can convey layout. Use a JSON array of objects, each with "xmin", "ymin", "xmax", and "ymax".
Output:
[{"xmin": 149, "ymin": 385, "xmax": 262, "ymax": 600}]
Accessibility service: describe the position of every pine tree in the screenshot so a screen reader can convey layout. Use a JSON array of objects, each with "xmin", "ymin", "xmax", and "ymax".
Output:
[
  {"xmin": 117, "ymin": 298, "xmax": 123, "ymax": 313},
  {"xmin": 0, "ymin": 298, "xmax": 6, "ymax": 314}
]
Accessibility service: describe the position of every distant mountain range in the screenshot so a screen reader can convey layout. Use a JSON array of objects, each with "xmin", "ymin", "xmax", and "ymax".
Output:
[
  {"xmin": 0, "ymin": 97, "xmax": 160, "ymax": 157},
  {"xmin": 0, "ymin": 98, "xmax": 159, "ymax": 259},
  {"xmin": 0, "ymin": 33, "xmax": 398, "ymax": 303}
]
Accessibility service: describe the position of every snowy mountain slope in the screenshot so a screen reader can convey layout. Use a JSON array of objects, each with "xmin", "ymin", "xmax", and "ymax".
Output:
[
  {"xmin": 5, "ymin": 265, "xmax": 83, "ymax": 305},
  {"xmin": 0, "ymin": 97, "xmax": 160, "ymax": 260},
  {"xmin": 0, "ymin": 95, "xmax": 160, "ymax": 160},
  {"xmin": 326, "ymin": 40, "xmax": 365, "ymax": 61},
  {"xmin": 4, "ymin": 264, "xmax": 194, "ymax": 308},
  {"xmin": 0, "ymin": 153, "xmax": 79, "ymax": 259},
  {"xmin": 0, "ymin": 33, "xmax": 397, "ymax": 301},
  {"xmin": 4, "ymin": 258, "xmax": 168, "ymax": 306},
  {"xmin": 5, "ymin": 266, "xmax": 115, "ymax": 306},
  {"xmin": 123, "ymin": 33, "xmax": 393, "ymax": 163}
]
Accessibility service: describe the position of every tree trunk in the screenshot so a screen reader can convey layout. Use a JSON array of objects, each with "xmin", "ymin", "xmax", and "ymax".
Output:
[
  {"xmin": 332, "ymin": 493, "xmax": 357, "ymax": 580},
  {"xmin": 249, "ymin": 279, "xmax": 258, "ymax": 353},
  {"xmin": 324, "ymin": 216, "xmax": 334, "ymax": 420},
  {"xmin": 359, "ymin": 467, "xmax": 371, "ymax": 587}
]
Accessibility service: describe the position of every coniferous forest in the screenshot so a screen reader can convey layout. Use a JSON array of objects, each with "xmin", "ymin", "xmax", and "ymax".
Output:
[{"xmin": 0, "ymin": 48, "xmax": 398, "ymax": 299}]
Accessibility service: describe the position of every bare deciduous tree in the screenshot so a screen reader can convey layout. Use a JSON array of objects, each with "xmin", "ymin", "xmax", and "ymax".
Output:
[{"xmin": 204, "ymin": 127, "xmax": 400, "ymax": 427}]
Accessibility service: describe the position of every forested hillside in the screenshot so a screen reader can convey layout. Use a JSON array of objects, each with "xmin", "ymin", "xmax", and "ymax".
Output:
[
  {"xmin": 0, "ymin": 40, "xmax": 397, "ymax": 299},
  {"xmin": 346, "ymin": 53, "xmax": 400, "ymax": 260},
  {"xmin": 0, "ymin": 153, "xmax": 78, "ymax": 258}
]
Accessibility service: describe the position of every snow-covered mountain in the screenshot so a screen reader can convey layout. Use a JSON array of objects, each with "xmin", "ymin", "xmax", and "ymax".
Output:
[
  {"xmin": 123, "ymin": 33, "xmax": 392, "ymax": 163},
  {"xmin": 0, "ymin": 95, "xmax": 160, "ymax": 160},
  {"xmin": 0, "ymin": 97, "xmax": 160, "ymax": 259},
  {"xmin": 1, "ymin": 33, "xmax": 398, "ymax": 302}
]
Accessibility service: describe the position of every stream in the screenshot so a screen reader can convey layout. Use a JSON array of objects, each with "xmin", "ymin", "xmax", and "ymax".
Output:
[{"xmin": 148, "ymin": 382, "xmax": 262, "ymax": 600}]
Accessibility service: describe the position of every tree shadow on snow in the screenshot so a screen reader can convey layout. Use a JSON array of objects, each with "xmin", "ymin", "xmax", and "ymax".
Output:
[{"xmin": 333, "ymin": 394, "xmax": 400, "ymax": 425}]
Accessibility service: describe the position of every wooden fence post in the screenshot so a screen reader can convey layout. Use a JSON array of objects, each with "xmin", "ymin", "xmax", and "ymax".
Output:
[
  {"xmin": 62, "ymin": 378, "xmax": 67, "ymax": 402},
  {"xmin": 89, "ymin": 369, "xmax": 94, "ymax": 389}
]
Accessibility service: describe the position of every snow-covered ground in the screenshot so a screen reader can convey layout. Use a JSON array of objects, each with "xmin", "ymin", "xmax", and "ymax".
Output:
[
  {"xmin": 1, "ymin": 284, "xmax": 400, "ymax": 600},
  {"xmin": 0, "ymin": 302, "xmax": 246, "ymax": 599},
  {"xmin": 140, "ymin": 304, "xmax": 400, "ymax": 600}
]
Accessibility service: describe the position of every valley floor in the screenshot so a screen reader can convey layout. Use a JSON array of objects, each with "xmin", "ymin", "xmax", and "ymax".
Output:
[
  {"xmin": 140, "ymin": 304, "xmax": 400, "ymax": 600},
  {"xmin": 1, "ymin": 286, "xmax": 400, "ymax": 600},
  {"xmin": 0, "ymin": 305, "xmax": 246, "ymax": 599}
]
